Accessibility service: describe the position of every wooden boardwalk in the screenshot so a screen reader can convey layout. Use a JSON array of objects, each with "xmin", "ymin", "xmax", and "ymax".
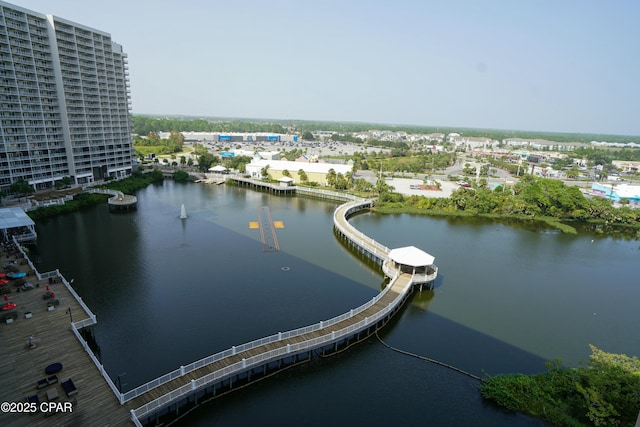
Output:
[
  {"xmin": 0, "ymin": 249, "xmax": 131, "ymax": 427},
  {"xmin": 123, "ymin": 197, "xmax": 417, "ymax": 424},
  {"xmin": 125, "ymin": 273, "xmax": 413, "ymax": 419}
]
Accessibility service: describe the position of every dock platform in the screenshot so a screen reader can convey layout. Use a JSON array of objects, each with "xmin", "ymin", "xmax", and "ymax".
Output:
[{"xmin": 0, "ymin": 247, "xmax": 131, "ymax": 426}]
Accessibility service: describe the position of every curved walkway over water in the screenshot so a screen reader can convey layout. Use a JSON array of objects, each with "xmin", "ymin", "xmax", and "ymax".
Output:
[
  {"xmin": 122, "ymin": 192, "xmax": 430, "ymax": 426},
  {"xmin": 87, "ymin": 188, "xmax": 137, "ymax": 210}
]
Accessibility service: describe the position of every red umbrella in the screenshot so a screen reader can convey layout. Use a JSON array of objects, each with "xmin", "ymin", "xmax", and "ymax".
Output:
[{"xmin": 0, "ymin": 279, "xmax": 9, "ymax": 286}]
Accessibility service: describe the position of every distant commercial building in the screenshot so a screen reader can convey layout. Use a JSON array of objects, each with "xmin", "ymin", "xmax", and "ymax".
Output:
[
  {"xmin": 0, "ymin": 1, "xmax": 132, "ymax": 191},
  {"xmin": 167, "ymin": 132, "xmax": 299, "ymax": 144},
  {"xmin": 592, "ymin": 183, "xmax": 640, "ymax": 206},
  {"xmin": 612, "ymin": 160, "xmax": 640, "ymax": 174},
  {"xmin": 245, "ymin": 159, "xmax": 352, "ymax": 186}
]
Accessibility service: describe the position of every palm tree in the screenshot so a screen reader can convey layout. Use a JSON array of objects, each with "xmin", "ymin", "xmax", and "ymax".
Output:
[
  {"xmin": 326, "ymin": 168, "xmax": 337, "ymax": 187},
  {"xmin": 298, "ymin": 169, "xmax": 308, "ymax": 183},
  {"xmin": 261, "ymin": 165, "xmax": 270, "ymax": 179}
]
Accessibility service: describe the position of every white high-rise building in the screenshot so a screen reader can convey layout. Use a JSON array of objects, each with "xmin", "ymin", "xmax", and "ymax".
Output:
[{"xmin": 0, "ymin": 1, "xmax": 132, "ymax": 191}]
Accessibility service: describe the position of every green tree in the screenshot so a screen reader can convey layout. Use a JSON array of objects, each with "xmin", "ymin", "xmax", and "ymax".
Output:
[
  {"xmin": 566, "ymin": 165, "xmax": 580, "ymax": 178},
  {"xmin": 261, "ymin": 164, "xmax": 270, "ymax": 179},
  {"xmin": 173, "ymin": 170, "xmax": 189, "ymax": 182},
  {"xmin": 298, "ymin": 169, "xmax": 308, "ymax": 183},
  {"xmin": 282, "ymin": 169, "xmax": 291, "ymax": 177},
  {"xmin": 197, "ymin": 153, "xmax": 216, "ymax": 172},
  {"xmin": 302, "ymin": 131, "xmax": 314, "ymax": 141},
  {"xmin": 334, "ymin": 173, "xmax": 349, "ymax": 190},
  {"xmin": 10, "ymin": 179, "xmax": 35, "ymax": 197},
  {"xmin": 168, "ymin": 130, "xmax": 185, "ymax": 147},
  {"xmin": 192, "ymin": 143, "xmax": 209, "ymax": 157},
  {"xmin": 482, "ymin": 346, "xmax": 640, "ymax": 427},
  {"xmin": 326, "ymin": 168, "xmax": 337, "ymax": 187},
  {"xmin": 353, "ymin": 178, "xmax": 374, "ymax": 192}
]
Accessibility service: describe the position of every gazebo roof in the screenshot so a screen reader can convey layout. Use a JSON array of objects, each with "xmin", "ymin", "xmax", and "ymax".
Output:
[
  {"xmin": 209, "ymin": 165, "xmax": 227, "ymax": 172},
  {"xmin": 278, "ymin": 176, "xmax": 294, "ymax": 183},
  {"xmin": 388, "ymin": 246, "xmax": 435, "ymax": 267}
]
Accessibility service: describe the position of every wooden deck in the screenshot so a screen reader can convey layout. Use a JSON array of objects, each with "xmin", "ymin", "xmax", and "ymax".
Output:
[
  {"xmin": 230, "ymin": 176, "xmax": 296, "ymax": 194},
  {"xmin": 0, "ymin": 249, "xmax": 131, "ymax": 427}
]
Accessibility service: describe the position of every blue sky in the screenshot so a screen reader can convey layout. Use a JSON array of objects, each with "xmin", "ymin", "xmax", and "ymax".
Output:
[{"xmin": 13, "ymin": 0, "xmax": 640, "ymax": 135}]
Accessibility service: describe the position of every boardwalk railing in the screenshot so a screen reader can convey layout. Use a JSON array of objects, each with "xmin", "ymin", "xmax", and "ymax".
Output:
[
  {"xmin": 333, "ymin": 200, "xmax": 390, "ymax": 262},
  {"xmin": 132, "ymin": 270, "xmax": 412, "ymax": 420},
  {"xmin": 122, "ymin": 265, "xmax": 401, "ymax": 403},
  {"xmin": 128, "ymin": 196, "xmax": 419, "ymax": 423},
  {"xmin": 12, "ymin": 240, "xmax": 113, "ymax": 399},
  {"xmin": 295, "ymin": 186, "xmax": 364, "ymax": 202},
  {"xmin": 121, "ymin": 196, "xmax": 396, "ymax": 407},
  {"xmin": 230, "ymin": 176, "xmax": 365, "ymax": 204},
  {"xmin": 230, "ymin": 176, "xmax": 295, "ymax": 192},
  {"xmin": 70, "ymin": 322, "xmax": 123, "ymax": 399},
  {"xmin": 12, "ymin": 239, "xmax": 96, "ymax": 324}
]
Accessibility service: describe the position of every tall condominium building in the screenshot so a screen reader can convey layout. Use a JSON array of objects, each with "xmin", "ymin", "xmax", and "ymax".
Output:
[{"xmin": 0, "ymin": 1, "xmax": 132, "ymax": 192}]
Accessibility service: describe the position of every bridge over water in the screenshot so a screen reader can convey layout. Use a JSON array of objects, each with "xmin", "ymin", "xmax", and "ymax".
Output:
[
  {"xmin": 117, "ymin": 187, "xmax": 437, "ymax": 426},
  {"xmin": 27, "ymin": 181, "xmax": 436, "ymax": 426}
]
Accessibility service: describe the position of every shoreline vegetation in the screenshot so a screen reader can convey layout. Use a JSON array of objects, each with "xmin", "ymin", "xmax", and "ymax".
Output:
[
  {"xmin": 480, "ymin": 346, "xmax": 640, "ymax": 427},
  {"xmin": 372, "ymin": 175, "xmax": 640, "ymax": 239},
  {"xmin": 27, "ymin": 169, "xmax": 164, "ymax": 221}
]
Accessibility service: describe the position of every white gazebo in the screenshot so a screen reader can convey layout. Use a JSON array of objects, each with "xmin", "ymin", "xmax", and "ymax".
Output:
[
  {"xmin": 278, "ymin": 176, "xmax": 294, "ymax": 187},
  {"xmin": 208, "ymin": 165, "xmax": 228, "ymax": 174},
  {"xmin": 383, "ymin": 246, "xmax": 438, "ymax": 287}
]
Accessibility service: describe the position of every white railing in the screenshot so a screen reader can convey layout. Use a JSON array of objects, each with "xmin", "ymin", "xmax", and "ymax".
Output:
[
  {"xmin": 333, "ymin": 200, "xmax": 390, "ymax": 261},
  {"xmin": 70, "ymin": 322, "xmax": 122, "ymax": 401},
  {"xmin": 12, "ymin": 241, "xmax": 98, "ymax": 324},
  {"xmin": 382, "ymin": 262, "xmax": 438, "ymax": 284},
  {"xmin": 230, "ymin": 176, "xmax": 295, "ymax": 191},
  {"xmin": 295, "ymin": 186, "xmax": 364, "ymax": 203},
  {"xmin": 122, "ymin": 198, "xmax": 393, "ymax": 404},
  {"xmin": 231, "ymin": 177, "xmax": 365, "ymax": 203},
  {"xmin": 122, "ymin": 272, "xmax": 397, "ymax": 403},
  {"xmin": 57, "ymin": 270, "xmax": 97, "ymax": 324},
  {"xmin": 132, "ymin": 273, "xmax": 414, "ymax": 421},
  {"xmin": 13, "ymin": 241, "xmax": 111, "ymax": 402}
]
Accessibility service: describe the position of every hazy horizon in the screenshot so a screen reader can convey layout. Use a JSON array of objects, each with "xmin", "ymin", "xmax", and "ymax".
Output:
[
  {"xmin": 12, "ymin": 0, "xmax": 640, "ymax": 136},
  {"xmin": 133, "ymin": 112, "xmax": 640, "ymax": 139}
]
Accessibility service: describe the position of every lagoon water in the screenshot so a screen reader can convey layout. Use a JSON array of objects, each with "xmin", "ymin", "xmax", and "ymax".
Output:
[{"xmin": 31, "ymin": 180, "xmax": 639, "ymax": 426}]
